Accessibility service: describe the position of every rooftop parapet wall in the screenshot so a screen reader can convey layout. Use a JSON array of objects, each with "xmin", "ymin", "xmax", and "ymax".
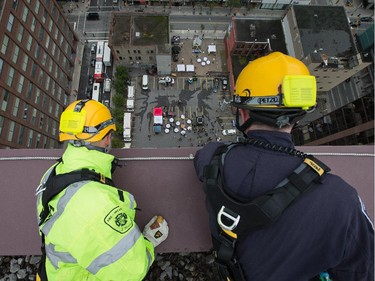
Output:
[{"xmin": 0, "ymin": 146, "xmax": 373, "ymax": 256}]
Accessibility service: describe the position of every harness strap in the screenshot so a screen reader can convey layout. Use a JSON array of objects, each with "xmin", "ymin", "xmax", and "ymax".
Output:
[{"xmin": 39, "ymin": 167, "xmax": 114, "ymax": 226}]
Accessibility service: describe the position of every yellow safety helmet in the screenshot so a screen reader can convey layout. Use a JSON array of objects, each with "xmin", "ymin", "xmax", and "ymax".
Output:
[
  {"xmin": 233, "ymin": 52, "xmax": 316, "ymax": 111},
  {"xmin": 59, "ymin": 99, "xmax": 116, "ymax": 142}
]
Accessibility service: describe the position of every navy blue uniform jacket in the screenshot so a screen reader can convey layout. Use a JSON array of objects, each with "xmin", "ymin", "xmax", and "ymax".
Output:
[{"xmin": 194, "ymin": 130, "xmax": 374, "ymax": 281}]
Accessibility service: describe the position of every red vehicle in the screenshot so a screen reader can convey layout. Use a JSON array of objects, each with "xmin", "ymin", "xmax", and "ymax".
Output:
[
  {"xmin": 93, "ymin": 61, "xmax": 104, "ymax": 82},
  {"xmin": 153, "ymin": 107, "xmax": 163, "ymax": 134}
]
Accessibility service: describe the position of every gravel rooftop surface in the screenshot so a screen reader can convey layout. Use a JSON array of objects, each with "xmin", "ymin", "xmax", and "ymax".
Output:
[{"xmin": 0, "ymin": 251, "xmax": 221, "ymax": 281}]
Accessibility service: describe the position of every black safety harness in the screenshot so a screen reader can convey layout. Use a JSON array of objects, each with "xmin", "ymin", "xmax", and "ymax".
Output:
[
  {"xmin": 36, "ymin": 158, "xmax": 119, "ymax": 281},
  {"xmin": 202, "ymin": 138, "xmax": 331, "ymax": 281}
]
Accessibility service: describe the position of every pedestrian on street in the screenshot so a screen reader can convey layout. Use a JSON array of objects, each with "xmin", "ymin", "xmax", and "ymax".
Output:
[
  {"xmin": 194, "ymin": 52, "xmax": 374, "ymax": 281},
  {"xmin": 36, "ymin": 99, "xmax": 169, "ymax": 281}
]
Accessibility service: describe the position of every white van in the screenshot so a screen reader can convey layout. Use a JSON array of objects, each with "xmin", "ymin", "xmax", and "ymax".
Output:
[
  {"xmin": 142, "ymin": 75, "xmax": 149, "ymax": 90},
  {"xmin": 103, "ymin": 78, "xmax": 111, "ymax": 93},
  {"xmin": 128, "ymin": 85, "xmax": 135, "ymax": 99}
]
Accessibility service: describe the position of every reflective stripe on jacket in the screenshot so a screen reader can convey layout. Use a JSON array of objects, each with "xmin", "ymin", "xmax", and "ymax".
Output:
[{"xmin": 37, "ymin": 145, "xmax": 154, "ymax": 281}]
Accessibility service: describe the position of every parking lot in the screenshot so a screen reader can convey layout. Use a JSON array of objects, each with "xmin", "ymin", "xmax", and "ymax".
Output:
[{"xmin": 127, "ymin": 73, "xmax": 236, "ymax": 148}]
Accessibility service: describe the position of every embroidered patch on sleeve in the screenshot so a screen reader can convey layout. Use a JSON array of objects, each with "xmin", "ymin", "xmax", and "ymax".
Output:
[{"xmin": 104, "ymin": 206, "xmax": 133, "ymax": 234}]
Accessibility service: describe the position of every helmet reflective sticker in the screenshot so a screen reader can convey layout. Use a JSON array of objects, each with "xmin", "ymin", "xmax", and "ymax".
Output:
[
  {"xmin": 59, "ymin": 110, "xmax": 86, "ymax": 135},
  {"xmin": 282, "ymin": 75, "xmax": 316, "ymax": 110}
]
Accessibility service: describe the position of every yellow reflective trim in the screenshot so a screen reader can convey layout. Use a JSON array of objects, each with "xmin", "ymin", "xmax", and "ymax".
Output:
[
  {"xmin": 59, "ymin": 110, "xmax": 86, "ymax": 134},
  {"xmin": 222, "ymin": 228, "xmax": 238, "ymax": 239},
  {"xmin": 282, "ymin": 75, "xmax": 316, "ymax": 110},
  {"xmin": 304, "ymin": 158, "xmax": 324, "ymax": 176}
]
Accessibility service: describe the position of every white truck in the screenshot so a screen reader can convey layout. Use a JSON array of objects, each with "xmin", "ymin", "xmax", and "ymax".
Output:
[
  {"xmin": 123, "ymin": 112, "xmax": 132, "ymax": 142},
  {"xmin": 126, "ymin": 99, "xmax": 134, "ymax": 111},
  {"xmin": 103, "ymin": 42, "xmax": 112, "ymax": 67},
  {"xmin": 126, "ymin": 85, "xmax": 135, "ymax": 111},
  {"xmin": 103, "ymin": 78, "xmax": 111, "ymax": 93}
]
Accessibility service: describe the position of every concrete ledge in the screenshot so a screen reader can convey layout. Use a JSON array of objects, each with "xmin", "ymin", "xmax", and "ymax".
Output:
[{"xmin": 0, "ymin": 146, "xmax": 373, "ymax": 255}]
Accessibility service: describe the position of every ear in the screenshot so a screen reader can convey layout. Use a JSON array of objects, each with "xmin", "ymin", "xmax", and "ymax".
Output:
[
  {"xmin": 239, "ymin": 108, "xmax": 250, "ymax": 123},
  {"xmin": 103, "ymin": 133, "xmax": 111, "ymax": 146}
]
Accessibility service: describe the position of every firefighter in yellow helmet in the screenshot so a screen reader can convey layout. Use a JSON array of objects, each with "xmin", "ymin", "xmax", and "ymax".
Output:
[
  {"xmin": 36, "ymin": 99, "xmax": 169, "ymax": 281},
  {"xmin": 194, "ymin": 52, "xmax": 374, "ymax": 280},
  {"xmin": 232, "ymin": 51, "xmax": 316, "ymax": 133}
]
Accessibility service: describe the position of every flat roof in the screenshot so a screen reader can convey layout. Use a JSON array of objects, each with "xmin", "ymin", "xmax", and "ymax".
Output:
[
  {"xmin": 112, "ymin": 13, "xmax": 169, "ymax": 47},
  {"xmin": 293, "ymin": 5, "xmax": 356, "ymax": 58},
  {"xmin": 234, "ymin": 18, "xmax": 287, "ymax": 53}
]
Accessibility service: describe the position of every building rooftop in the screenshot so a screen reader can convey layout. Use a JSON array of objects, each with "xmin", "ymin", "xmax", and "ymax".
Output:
[
  {"xmin": 234, "ymin": 18, "xmax": 288, "ymax": 54},
  {"xmin": 294, "ymin": 5, "xmax": 357, "ymax": 59},
  {"xmin": 112, "ymin": 13, "xmax": 169, "ymax": 47}
]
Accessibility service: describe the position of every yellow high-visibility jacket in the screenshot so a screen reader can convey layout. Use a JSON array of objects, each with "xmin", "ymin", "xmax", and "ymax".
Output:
[{"xmin": 36, "ymin": 144, "xmax": 154, "ymax": 280}]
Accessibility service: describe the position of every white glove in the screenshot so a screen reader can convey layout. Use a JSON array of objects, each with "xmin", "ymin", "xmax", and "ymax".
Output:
[{"xmin": 142, "ymin": 216, "xmax": 169, "ymax": 247}]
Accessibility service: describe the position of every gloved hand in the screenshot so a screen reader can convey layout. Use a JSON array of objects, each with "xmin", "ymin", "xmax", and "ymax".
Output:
[{"xmin": 142, "ymin": 216, "xmax": 169, "ymax": 247}]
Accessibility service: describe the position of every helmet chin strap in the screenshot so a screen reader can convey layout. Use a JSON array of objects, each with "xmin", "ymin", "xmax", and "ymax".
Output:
[{"xmin": 235, "ymin": 108, "xmax": 307, "ymax": 136}]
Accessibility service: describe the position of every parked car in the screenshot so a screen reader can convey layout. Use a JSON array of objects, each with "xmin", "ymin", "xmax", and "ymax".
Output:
[
  {"xmin": 90, "ymin": 44, "xmax": 96, "ymax": 54},
  {"xmin": 360, "ymin": 16, "xmax": 373, "ymax": 22},
  {"xmin": 213, "ymin": 78, "xmax": 220, "ymax": 93},
  {"xmin": 86, "ymin": 87, "xmax": 92, "ymax": 98},
  {"xmin": 222, "ymin": 129, "xmax": 236, "ymax": 136},
  {"xmin": 88, "ymin": 76, "xmax": 94, "ymax": 85},
  {"xmin": 159, "ymin": 76, "xmax": 175, "ymax": 85},
  {"xmin": 90, "ymin": 58, "xmax": 96, "ymax": 67},
  {"xmin": 222, "ymin": 77, "xmax": 228, "ymax": 90}
]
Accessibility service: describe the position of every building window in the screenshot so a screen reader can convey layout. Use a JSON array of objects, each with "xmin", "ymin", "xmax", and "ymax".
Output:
[
  {"xmin": 23, "ymin": 104, "xmax": 28, "ymax": 119},
  {"xmin": 18, "ymin": 125, "xmax": 25, "ymax": 145},
  {"xmin": 26, "ymin": 34, "xmax": 33, "ymax": 51},
  {"xmin": 35, "ymin": 44, "xmax": 41, "ymax": 59},
  {"xmin": 7, "ymin": 67, "xmax": 15, "ymax": 87},
  {"xmin": 1, "ymin": 91, "xmax": 9, "ymax": 111},
  {"xmin": 13, "ymin": 97, "xmax": 20, "ymax": 117},
  {"xmin": 45, "ymin": 35, "xmax": 50, "ymax": 49},
  {"xmin": 42, "ymin": 8, "xmax": 47, "ymax": 24},
  {"xmin": 0, "ymin": 116, "xmax": 4, "ymax": 136},
  {"xmin": 27, "ymin": 130, "xmax": 33, "ymax": 147},
  {"xmin": 31, "ymin": 16, "xmax": 36, "ymax": 32},
  {"xmin": 31, "ymin": 108, "xmax": 37, "ymax": 125},
  {"xmin": 0, "ymin": 58, "xmax": 3, "ymax": 74},
  {"xmin": 8, "ymin": 121, "xmax": 15, "ymax": 142},
  {"xmin": 22, "ymin": 54, "xmax": 29, "ymax": 72},
  {"xmin": 7, "ymin": 14, "xmax": 14, "ymax": 32},
  {"xmin": 12, "ymin": 46, "xmax": 20, "ymax": 63},
  {"xmin": 35, "ymin": 88, "xmax": 41, "ymax": 104},
  {"xmin": 1, "ymin": 35, "xmax": 9, "ymax": 55},
  {"xmin": 17, "ymin": 75, "xmax": 25, "ymax": 93},
  {"xmin": 17, "ymin": 26, "xmax": 24, "ymax": 42},
  {"xmin": 31, "ymin": 61, "xmax": 37, "ymax": 78},
  {"xmin": 27, "ymin": 82, "xmax": 33, "ymax": 99},
  {"xmin": 36, "ymin": 133, "xmax": 41, "ymax": 148},
  {"xmin": 12, "ymin": 0, "xmax": 19, "ymax": 9},
  {"xmin": 39, "ymin": 70, "xmax": 44, "ymax": 85},
  {"xmin": 42, "ymin": 52, "xmax": 47, "ymax": 66},
  {"xmin": 46, "ymin": 76, "xmax": 50, "ymax": 91},
  {"xmin": 38, "ymin": 27, "xmax": 44, "ymax": 41},
  {"xmin": 39, "ymin": 113, "xmax": 44, "ymax": 129},
  {"xmin": 48, "ymin": 18, "xmax": 53, "ymax": 32},
  {"xmin": 22, "ymin": 6, "xmax": 29, "ymax": 23},
  {"xmin": 35, "ymin": 0, "xmax": 40, "ymax": 14}
]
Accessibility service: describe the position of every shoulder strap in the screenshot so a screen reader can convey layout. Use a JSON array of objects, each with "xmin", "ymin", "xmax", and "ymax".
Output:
[{"xmin": 39, "ymin": 167, "xmax": 115, "ymax": 226}]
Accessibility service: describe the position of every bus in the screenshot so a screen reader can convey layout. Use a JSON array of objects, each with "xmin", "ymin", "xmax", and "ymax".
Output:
[
  {"xmin": 96, "ymin": 41, "xmax": 105, "ymax": 62},
  {"xmin": 92, "ymin": 83, "xmax": 101, "ymax": 102},
  {"xmin": 93, "ymin": 61, "xmax": 104, "ymax": 82}
]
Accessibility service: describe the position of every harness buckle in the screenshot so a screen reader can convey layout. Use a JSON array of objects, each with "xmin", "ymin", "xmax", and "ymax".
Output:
[
  {"xmin": 99, "ymin": 173, "xmax": 105, "ymax": 183},
  {"xmin": 217, "ymin": 206, "xmax": 240, "ymax": 231}
]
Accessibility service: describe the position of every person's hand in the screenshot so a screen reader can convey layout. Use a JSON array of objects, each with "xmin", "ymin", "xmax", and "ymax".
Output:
[{"xmin": 142, "ymin": 216, "xmax": 169, "ymax": 247}]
